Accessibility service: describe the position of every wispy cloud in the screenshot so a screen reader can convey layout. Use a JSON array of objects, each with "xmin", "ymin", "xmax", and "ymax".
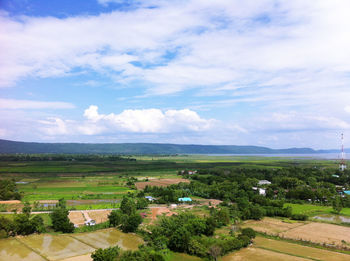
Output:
[{"xmin": 0, "ymin": 99, "xmax": 75, "ymax": 109}]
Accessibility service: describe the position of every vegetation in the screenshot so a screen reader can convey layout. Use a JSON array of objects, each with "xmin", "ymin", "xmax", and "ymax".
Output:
[
  {"xmin": 108, "ymin": 196, "xmax": 144, "ymax": 233},
  {"xmin": 50, "ymin": 198, "xmax": 74, "ymax": 233},
  {"xmin": 0, "ymin": 179, "xmax": 21, "ymax": 200}
]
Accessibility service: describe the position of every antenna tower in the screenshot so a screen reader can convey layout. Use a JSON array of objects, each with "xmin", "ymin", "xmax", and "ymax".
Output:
[{"xmin": 340, "ymin": 133, "xmax": 347, "ymax": 171}]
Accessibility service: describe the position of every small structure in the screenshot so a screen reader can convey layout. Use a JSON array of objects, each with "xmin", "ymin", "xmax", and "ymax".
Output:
[
  {"xmin": 258, "ymin": 180, "xmax": 271, "ymax": 185},
  {"xmin": 178, "ymin": 197, "xmax": 192, "ymax": 202},
  {"xmin": 145, "ymin": 196, "xmax": 155, "ymax": 201},
  {"xmin": 259, "ymin": 188, "xmax": 266, "ymax": 196},
  {"xmin": 85, "ymin": 219, "xmax": 96, "ymax": 226},
  {"xmin": 170, "ymin": 204, "xmax": 177, "ymax": 208},
  {"xmin": 332, "ymin": 174, "xmax": 340, "ymax": 178}
]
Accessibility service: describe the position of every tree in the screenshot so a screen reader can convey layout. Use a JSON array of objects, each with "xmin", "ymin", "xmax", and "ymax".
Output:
[
  {"xmin": 241, "ymin": 228, "xmax": 256, "ymax": 239},
  {"xmin": 91, "ymin": 246, "xmax": 120, "ymax": 261},
  {"xmin": 120, "ymin": 197, "xmax": 136, "ymax": 215},
  {"xmin": 333, "ymin": 196, "xmax": 343, "ymax": 214},
  {"xmin": 136, "ymin": 198, "xmax": 149, "ymax": 209},
  {"xmin": 108, "ymin": 210, "xmax": 124, "ymax": 227},
  {"xmin": 209, "ymin": 245, "xmax": 222, "ymax": 261},
  {"xmin": 168, "ymin": 227, "xmax": 191, "ymax": 252},
  {"xmin": 121, "ymin": 213, "xmax": 142, "ymax": 233},
  {"xmin": 51, "ymin": 207, "xmax": 74, "ymax": 233},
  {"xmin": 22, "ymin": 201, "xmax": 31, "ymax": 216}
]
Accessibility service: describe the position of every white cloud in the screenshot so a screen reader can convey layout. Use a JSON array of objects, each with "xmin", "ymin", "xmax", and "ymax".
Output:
[
  {"xmin": 0, "ymin": 98, "xmax": 75, "ymax": 109},
  {"xmin": 83, "ymin": 105, "xmax": 214, "ymax": 133},
  {"xmin": 345, "ymin": 106, "xmax": 350, "ymax": 114},
  {"xmin": 35, "ymin": 105, "xmax": 215, "ymax": 136}
]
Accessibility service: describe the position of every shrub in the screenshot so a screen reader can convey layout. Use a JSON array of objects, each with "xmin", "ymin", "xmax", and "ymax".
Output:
[
  {"xmin": 291, "ymin": 214, "xmax": 308, "ymax": 221},
  {"xmin": 241, "ymin": 228, "xmax": 256, "ymax": 239},
  {"xmin": 91, "ymin": 246, "xmax": 120, "ymax": 261}
]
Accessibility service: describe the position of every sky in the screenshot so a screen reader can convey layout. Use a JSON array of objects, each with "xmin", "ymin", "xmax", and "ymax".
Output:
[{"xmin": 0, "ymin": 0, "xmax": 350, "ymax": 149}]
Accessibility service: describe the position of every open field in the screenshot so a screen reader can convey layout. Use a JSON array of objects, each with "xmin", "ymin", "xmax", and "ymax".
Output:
[
  {"xmin": 242, "ymin": 217, "xmax": 305, "ymax": 235},
  {"xmin": 280, "ymin": 222, "xmax": 350, "ymax": 248},
  {"xmin": 0, "ymin": 228, "xmax": 143, "ymax": 261},
  {"xmin": 135, "ymin": 178, "xmax": 190, "ymax": 189},
  {"xmin": 254, "ymin": 236, "xmax": 350, "ymax": 261},
  {"xmin": 221, "ymin": 247, "xmax": 309, "ymax": 261},
  {"xmin": 243, "ymin": 217, "xmax": 350, "ymax": 249}
]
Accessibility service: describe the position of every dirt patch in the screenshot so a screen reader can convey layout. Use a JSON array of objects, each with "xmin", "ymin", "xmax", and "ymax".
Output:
[
  {"xmin": 69, "ymin": 212, "xmax": 86, "ymax": 227},
  {"xmin": 280, "ymin": 222, "xmax": 350, "ymax": 249},
  {"xmin": 135, "ymin": 178, "xmax": 190, "ymax": 190},
  {"xmin": 0, "ymin": 200, "xmax": 21, "ymax": 204},
  {"xmin": 197, "ymin": 199, "xmax": 222, "ymax": 207},
  {"xmin": 242, "ymin": 217, "xmax": 305, "ymax": 235},
  {"xmin": 150, "ymin": 207, "xmax": 176, "ymax": 223},
  {"xmin": 87, "ymin": 210, "xmax": 111, "ymax": 224}
]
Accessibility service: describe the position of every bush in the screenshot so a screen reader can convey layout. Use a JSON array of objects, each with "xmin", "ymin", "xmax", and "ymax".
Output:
[
  {"xmin": 241, "ymin": 228, "xmax": 256, "ymax": 239},
  {"xmin": 91, "ymin": 246, "xmax": 120, "ymax": 261},
  {"xmin": 291, "ymin": 214, "xmax": 308, "ymax": 221}
]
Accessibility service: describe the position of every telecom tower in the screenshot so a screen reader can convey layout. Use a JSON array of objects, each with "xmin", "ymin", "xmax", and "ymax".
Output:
[{"xmin": 340, "ymin": 133, "xmax": 347, "ymax": 171}]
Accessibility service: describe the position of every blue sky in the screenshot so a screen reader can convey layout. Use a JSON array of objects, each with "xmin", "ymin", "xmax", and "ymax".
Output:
[{"xmin": 1, "ymin": 0, "xmax": 350, "ymax": 149}]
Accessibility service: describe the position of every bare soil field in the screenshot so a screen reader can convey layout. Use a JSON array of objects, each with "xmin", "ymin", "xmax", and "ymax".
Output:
[
  {"xmin": 197, "ymin": 198, "xmax": 222, "ymax": 207},
  {"xmin": 221, "ymin": 247, "xmax": 309, "ymax": 261},
  {"xmin": 242, "ymin": 217, "xmax": 305, "ymax": 235},
  {"xmin": 86, "ymin": 210, "xmax": 111, "ymax": 224},
  {"xmin": 135, "ymin": 178, "xmax": 190, "ymax": 190},
  {"xmin": 254, "ymin": 236, "xmax": 350, "ymax": 261},
  {"xmin": 69, "ymin": 212, "xmax": 86, "ymax": 227},
  {"xmin": 280, "ymin": 222, "xmax": 350, "ymax": 249},
  {"xmin": 61, "ymin": 254, "xmax": 92, "ymax": 261},
  {"xmin": 150, "ymin": 207, "xmax": 176, "ymax": 223}
]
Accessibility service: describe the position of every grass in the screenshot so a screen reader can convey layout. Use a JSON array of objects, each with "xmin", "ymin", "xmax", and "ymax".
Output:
[
  {"xmin": 164, "ymin": 251, "xmax": 202, "ymax": 261},
  {"xmin": 286, "ymin": 203, "xmax": 350, "ymax": 217}
]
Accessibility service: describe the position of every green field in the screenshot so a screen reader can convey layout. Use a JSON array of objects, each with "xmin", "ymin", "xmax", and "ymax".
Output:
[{"xmin": 286, "ymin": 203, "xmax": 350, "ymax": 217}]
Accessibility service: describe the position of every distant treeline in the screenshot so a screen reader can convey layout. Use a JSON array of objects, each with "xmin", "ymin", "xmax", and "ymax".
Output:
[{"xmin": 0, "ymin": 154, "xmax": 136, "ymax": 162}]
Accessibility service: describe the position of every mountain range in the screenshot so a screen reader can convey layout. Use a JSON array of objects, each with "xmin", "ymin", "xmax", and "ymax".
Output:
[{"xmin": 0, "ymin": 139, "xmax": 346, "ymax": 155}]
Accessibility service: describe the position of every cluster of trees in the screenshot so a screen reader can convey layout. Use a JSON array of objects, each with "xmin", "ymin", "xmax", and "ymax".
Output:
[
  {"xmin": 108, "ymin": 195, "xmax": 147, "ymax": 233},
  {"xmin": 178, "ymin": 167, "xmax": 350, "ymax": 206},
  {"xmin": 144, "ymin": 212, "xmax": 255, "ymax": 260},
  {"xmin": 0, "ymin": 179, "xmax": 21, "ymax": 200},
  {"xmin": 93, "ymin": 211, "xmax": 256, "ymax": 261},
  {"xmin": 91, "ymin": 245, "xmax": 165, "ymax": 261},
  {"xmin": 0, "ymin": 202, "xmax": 44, "ymax": 238}
]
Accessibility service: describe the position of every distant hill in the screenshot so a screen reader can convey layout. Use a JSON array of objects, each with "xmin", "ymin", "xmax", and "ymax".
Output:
[{"xmin": 0, "ymin": 139, "xmax": 325, "ymax": 155}]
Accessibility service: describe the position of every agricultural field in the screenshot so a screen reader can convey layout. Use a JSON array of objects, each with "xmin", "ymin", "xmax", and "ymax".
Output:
[
  {"xmin": 242, "ymin": 217, "xmax": 306, "ymax": 235},
  {"xmin": 286, "ymin": 203, "xmax": 350, "ymax": 217},
  {"xmin": 243, "ymin": 217, "xmax": 350, "ymax": 249},
  {"xmin": 0, "ymin": 228, "xmax": 143, "ymax": 261},
  {"xmin": 135, "ymin": 178, "xmax": 190, "ymax": 189},
  {"xmin": 221, "ymin": 236, "xmax": 350, "ymax": 261}
]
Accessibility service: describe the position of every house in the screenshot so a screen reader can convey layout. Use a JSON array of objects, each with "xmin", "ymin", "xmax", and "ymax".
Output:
[
  {"xmin": 145, "ymin": 196, "xmax": 155, "ymax": 201},
  {"xmin": 178, "ymin": 197, "xmax": 192, "ymax": 202},
  {"xmin": 258, "ymin": 180, "xmax": 271, "ymax": 185}
]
